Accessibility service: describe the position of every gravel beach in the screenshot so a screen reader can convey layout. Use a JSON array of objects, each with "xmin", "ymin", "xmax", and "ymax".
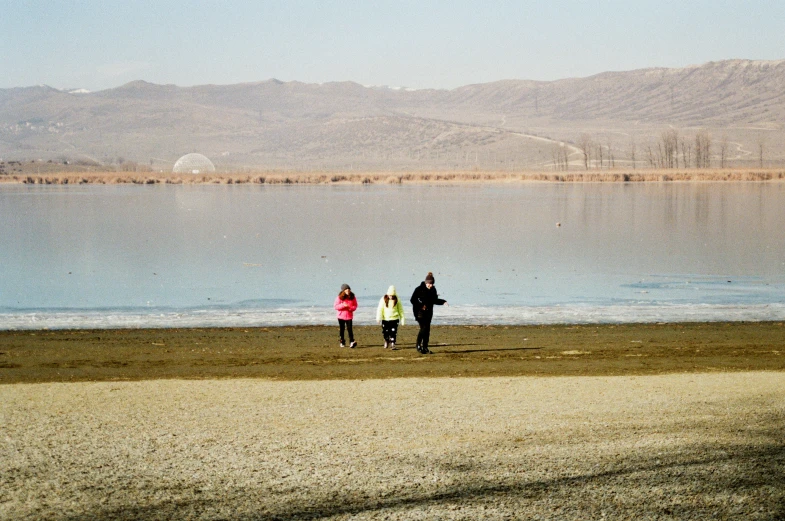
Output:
[{"xmin": 2, "ymin": 372, "xmax": 784, "ymax": 520}]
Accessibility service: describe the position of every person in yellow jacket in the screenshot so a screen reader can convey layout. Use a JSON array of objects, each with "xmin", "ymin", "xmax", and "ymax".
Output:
[{"xmin": 376, "ymin": 285, "xmax": 405, "ymax": 350}]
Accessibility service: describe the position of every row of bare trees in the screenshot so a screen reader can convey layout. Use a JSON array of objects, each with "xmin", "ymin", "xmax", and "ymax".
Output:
[
  {"xmin": 551, "ymin": 143, "xmax": 570, "ymax": 171},
  {"xmin": 574, "ymin": 129, "xmax": 770, "ymax": 170},
  {"xmin": 576, "ymin": 135, "xmax": 619, "ymax": 170},
  {"xmin": 643, "ymin": 129, "xmax": 711, "ymax": 169}
]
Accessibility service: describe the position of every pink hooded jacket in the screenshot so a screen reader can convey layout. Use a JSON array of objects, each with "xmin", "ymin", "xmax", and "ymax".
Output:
[{"xmin": 334, "ymin": 294, "xmax": 358, "ymax": 320}]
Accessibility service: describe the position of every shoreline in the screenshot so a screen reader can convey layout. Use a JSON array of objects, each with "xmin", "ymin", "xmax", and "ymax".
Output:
[
  {"xmin": 2, "ymin": 321, "xmax": 783, "ymax": 384},
  {"xmin": 2, "ymin": 168, "xmax": 785, "ymax": 185}
]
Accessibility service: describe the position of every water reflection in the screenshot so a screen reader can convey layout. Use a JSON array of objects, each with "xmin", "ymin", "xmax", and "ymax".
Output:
[{"xmin": 1, "ymin": 183, "xmax": 784, "ymax": 328}]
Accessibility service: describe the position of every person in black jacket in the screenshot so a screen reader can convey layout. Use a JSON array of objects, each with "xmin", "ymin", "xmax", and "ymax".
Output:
[{"xmin": 410, "ymin": 272, "xmax": 448, "ymax": 354}]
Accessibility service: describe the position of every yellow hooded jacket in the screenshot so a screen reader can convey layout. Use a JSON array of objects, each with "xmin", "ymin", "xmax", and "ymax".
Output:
[{"xmin": 376, "ymin": 285, "xmax": 405, "ymax": 325}]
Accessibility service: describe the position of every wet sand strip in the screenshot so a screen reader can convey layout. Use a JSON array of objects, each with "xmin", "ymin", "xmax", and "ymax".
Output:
[{"xmin": 1, "ymin": 322, "xmax": 783, "ymax": 384}]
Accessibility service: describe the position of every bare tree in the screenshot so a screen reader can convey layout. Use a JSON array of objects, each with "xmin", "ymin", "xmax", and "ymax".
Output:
[
  {"xmin": 629, "ymin": 136, "xmax": 637, "ymax": 169},
  {"xmin": 607, "ymin": 137, "xmax": 615, "ymax": 169},
  {"xmin": 679, "ymin": 136, "xmax": 692, "ymax": 169},
  {"xmin": 645, "ymin": 143, "xmax": 656, "ymax": 168},
  {"xmin": 695, "ymin": 130, "xmax": 711, "ymax": 168},
  {"xmin": 578, "ymin": 133, "xmax": 592, "ymax": 170},
  {"xmin": 596, "ymin": 144, "xmax": 604, "ymax": 169},
  {"xmin": 719, "ymin": 135, "xmax": 729, "ymax": 168},
  {"xmin": 660, "ymin": 129, "xmax": 679, "ymax": 168},
  {"xmin": 757, "ymin": 133, "xmax": 767, "ymax": 168}
]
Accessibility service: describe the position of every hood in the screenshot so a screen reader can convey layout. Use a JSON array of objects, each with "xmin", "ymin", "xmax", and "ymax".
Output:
[{"xmin": 387, "ymin": 285, "xmax": 397, "ymax": 296}]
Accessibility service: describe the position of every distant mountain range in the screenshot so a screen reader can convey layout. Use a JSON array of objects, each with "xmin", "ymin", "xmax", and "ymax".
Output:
[{"xmin": 2, "ymin": 59, "xmax": 783, "ymax": 171}]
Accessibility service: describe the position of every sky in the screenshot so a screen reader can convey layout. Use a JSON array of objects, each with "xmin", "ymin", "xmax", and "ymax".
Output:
[{"xmin": 2, "ymin": 0, "xmax": 784, "ymax": 92}]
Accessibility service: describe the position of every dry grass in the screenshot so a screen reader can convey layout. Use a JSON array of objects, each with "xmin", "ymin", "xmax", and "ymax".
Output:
[{"xmin": 2, "ymin": 168, "xmax": 785, "ymax": 185}]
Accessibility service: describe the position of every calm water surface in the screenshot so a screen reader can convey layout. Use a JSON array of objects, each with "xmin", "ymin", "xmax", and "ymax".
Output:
[{"xmin": 1, "ymin": 183, "xmax": 784, "ymax": 328}]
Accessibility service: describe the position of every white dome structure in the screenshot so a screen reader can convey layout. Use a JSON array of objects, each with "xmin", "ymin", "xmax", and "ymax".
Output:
[{"xmin": 172, "ymin": 153, "xmax": 216, "ymax": 174}]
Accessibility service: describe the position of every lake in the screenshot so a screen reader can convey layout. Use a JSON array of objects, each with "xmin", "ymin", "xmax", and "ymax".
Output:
[{"xmin": 1, "ymin": 182, "xmax": 784, "ymax": 329}]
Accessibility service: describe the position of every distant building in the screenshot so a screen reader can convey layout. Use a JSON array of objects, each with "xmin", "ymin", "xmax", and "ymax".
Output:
[{"xmin": 172, "ymin": 153, "xmax": 216, "ymax": 174}]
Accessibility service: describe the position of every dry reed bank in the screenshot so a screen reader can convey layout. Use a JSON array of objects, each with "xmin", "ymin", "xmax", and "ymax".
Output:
[{"xmin": 2, "ymin": 168, "xmax": 785, "ymax": 185}]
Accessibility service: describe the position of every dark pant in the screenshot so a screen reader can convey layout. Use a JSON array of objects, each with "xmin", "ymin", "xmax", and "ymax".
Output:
[
  {"xmin": 381, "ymin": 319, "xmax": 399, "ymax": 343},
  {"xmin": 338, "ymin": 319, "xmax": 354, "ymax": 343},
  {"xmin": 416, "ymin": 316, "xmax": 431, "ymax": 351}
]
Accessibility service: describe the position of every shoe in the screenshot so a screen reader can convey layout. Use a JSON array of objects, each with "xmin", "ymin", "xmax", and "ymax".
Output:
[
  {"xmin": 349, "ymin": 341, "xmax": 357, "ymax": 349},
  {"xmin": 340, "ymin": 342, "xmax": 345, "ymax": 348},
  {"xmin": 383, "ymin": 340, "xmax": 389, "ymax": 349},
  {"xmin": 422, "ymin": 347, "xmax": 431, "ymax": 354},
  {"xmin": 390, "ymin": 342, "xmax": 397, "ymax": 351}
]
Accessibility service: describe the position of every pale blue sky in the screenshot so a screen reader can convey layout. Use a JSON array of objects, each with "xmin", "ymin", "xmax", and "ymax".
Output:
[{"xmin": 2, "ymin": 0, "xmax": 784, "ymax": 91}]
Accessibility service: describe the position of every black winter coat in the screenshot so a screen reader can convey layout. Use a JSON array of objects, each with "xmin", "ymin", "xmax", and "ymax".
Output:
[{"xmin": 410, "ymin": 282, "xmax": 446, "ymax": 321}]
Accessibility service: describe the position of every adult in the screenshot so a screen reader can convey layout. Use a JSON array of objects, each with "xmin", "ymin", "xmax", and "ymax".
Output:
[{"xmin": 410, "ymin": 272, "xmax": 447, "ymax": 354}]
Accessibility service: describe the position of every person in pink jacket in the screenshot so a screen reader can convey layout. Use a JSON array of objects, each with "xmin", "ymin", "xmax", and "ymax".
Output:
[{"xmin": 334, "ymin": 283, "xmax": 358, "ymax": 348}]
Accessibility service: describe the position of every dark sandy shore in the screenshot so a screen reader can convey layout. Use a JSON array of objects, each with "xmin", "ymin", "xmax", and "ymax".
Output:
[{"xmin": 2, "ymin": 322, "xmax": 783, "ymax": 384}]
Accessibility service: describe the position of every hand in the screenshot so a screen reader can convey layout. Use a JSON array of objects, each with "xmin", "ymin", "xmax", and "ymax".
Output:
[{"xmin": 444, "ymin": 302, "xmax": 449, "ymax": 307}]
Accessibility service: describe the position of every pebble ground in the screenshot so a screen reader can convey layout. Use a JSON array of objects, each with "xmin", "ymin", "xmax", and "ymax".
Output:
[{"xmin": 2, "ymin": 372, "xmax": 784, "ymax": 520}]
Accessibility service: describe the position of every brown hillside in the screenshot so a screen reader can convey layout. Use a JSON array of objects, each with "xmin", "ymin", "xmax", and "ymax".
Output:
[{"xmin": 1, "ymin": 60, "xmax": 783, "ymax": 171}]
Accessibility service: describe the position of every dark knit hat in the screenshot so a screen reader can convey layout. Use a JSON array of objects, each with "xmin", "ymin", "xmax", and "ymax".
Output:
[
  {"xmin": 425, "ymin": 272, "xmax": 435, "ymax": 284},
  {"xmin": 341, "ymin": 283, "xmax": 351, "ymax": 292}
]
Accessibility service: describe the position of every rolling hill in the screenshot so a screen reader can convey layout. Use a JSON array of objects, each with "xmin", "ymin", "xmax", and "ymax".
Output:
[{"xmin": 1, "ymin": 59, "xmax": 783, "ymax": 171}]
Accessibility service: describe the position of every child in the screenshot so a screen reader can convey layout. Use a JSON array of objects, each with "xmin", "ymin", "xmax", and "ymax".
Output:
[
  {"xmin": 375, "ymin": 285, "xmax": 405, "ymax": 350},
  {"xmin": 334, "ymin": 283, "xmax": 358, "ymax": 348}
]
